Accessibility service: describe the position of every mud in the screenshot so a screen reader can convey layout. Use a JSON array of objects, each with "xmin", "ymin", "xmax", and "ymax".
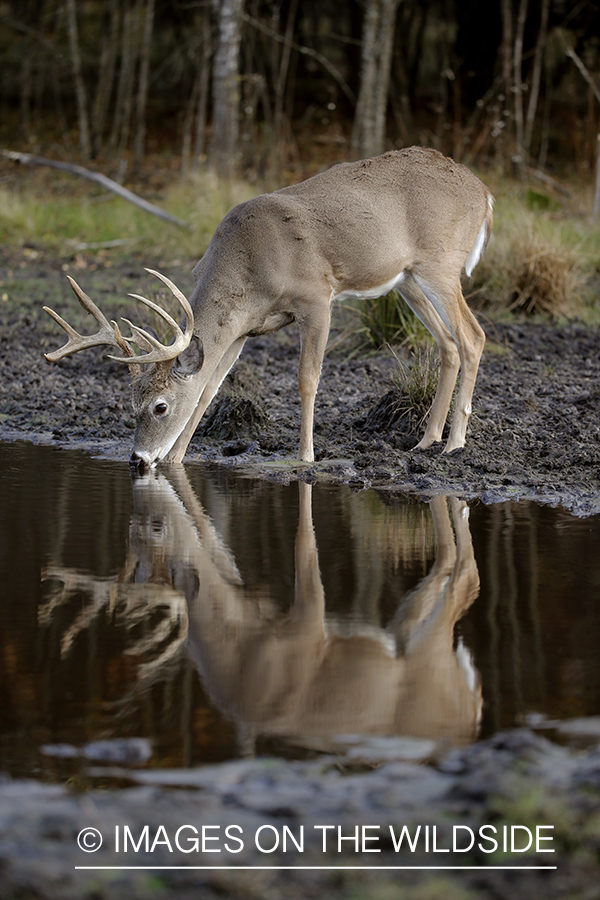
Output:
[{"xmin": 1, "ymin": 252, "xmax": 599, "ymax": 515}]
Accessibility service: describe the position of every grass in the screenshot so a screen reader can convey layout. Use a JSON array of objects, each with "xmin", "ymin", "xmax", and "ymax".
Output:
[
  {"xmin": 363, "ymin": 344, "xmax": 440, "ymax": 438},
  {"xmin": 389, "ymin": 344, "xmax": 440, "ymax": 433},
  {"xmin": 347, "ymin": 289, "xmax": 430, "ymax": 352},
  {"xmin": 469, "ymin": 172, "xmax": 600, "ymax": 320},
  {"xmin": 0, "ymin": 165, "xmax": 256, "ymax": 260}
]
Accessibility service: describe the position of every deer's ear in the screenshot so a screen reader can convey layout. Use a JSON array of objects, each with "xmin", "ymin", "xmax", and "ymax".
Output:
[{"xmin": 171, "ymin": 335, "xmax": 203, "ymax": 378}]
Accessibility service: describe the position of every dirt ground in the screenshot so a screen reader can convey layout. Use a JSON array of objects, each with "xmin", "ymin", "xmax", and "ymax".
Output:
[{"xmin": 1, "ymin": 250, "xmax": 600, "ymax": 516}]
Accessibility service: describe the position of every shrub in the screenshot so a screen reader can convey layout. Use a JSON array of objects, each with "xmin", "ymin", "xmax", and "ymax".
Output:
[
  {"xmin": 505, "ymin": 232, "xmax": 582, "ymax": 317},
  {"xmin": 352, "ymin": 290, "xmax": 429, "ymax": 351}
]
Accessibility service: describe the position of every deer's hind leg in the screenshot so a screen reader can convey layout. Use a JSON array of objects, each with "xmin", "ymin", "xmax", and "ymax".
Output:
[
  {"xmin": 397, "ymin": 273, "xmax": 462, "ymax": 450},
  {"xmin": 409, "ymin": 270, "xmax": 485, "ymax": 453}
]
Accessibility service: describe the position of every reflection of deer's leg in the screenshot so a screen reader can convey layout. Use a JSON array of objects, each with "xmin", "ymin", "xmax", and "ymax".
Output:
[
  {"xmin": 428, "ymin": 494, "xmax": 457, "ymax": 572},
  {"xmin": 447, "ymin": 498, "xmax": 480, "ymax": 615},
  {"xmin": 164, "ymin": 466, "xmax": 243, "ymax": 587},
  {"xmin": 391, "ymin": 495, "xmax": 482, "ymax": 741},
  {"xmin": 389, "ymin": 496, "xmax": 456, "ymax": 647},
  {"xmin": 290, "ymin": 482, "xmax": 325, "ymax": 629}
]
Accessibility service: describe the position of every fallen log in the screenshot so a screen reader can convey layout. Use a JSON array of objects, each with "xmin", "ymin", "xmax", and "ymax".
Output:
[{"xmin": 0, "ymin": 149, "xmax": 189, "ymax": 229}]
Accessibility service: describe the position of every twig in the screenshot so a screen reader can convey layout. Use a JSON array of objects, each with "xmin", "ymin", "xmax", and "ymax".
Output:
[
  {"xmin": 565, "ymin": 47, "xmax": 600, "ymax": 106},
  {"xmin": 242, "ymin": 11, "xmax": 355, "ymax": 105},
  {"xmin": 0, "ymin": 149, "xmax": 189, "ymax": 228},
  {"xmin": 526, "ymin": 166, "xmax": 572, "ymax": 198},
  {"xmin": 65, "ymin": 237, "xmax": 140, "ymax": 251}
]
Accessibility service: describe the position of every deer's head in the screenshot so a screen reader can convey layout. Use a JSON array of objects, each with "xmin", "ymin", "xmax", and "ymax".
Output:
[{"xmin": 44, "ymin": 269, "xmax": 205, "ymax": 469}]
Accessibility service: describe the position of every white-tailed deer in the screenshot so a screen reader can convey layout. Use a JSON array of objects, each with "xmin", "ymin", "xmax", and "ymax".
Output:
[
  {"xmin": 42, "ymin": 472, "xmax": 482, "ymax": 748},
  {"xmin": 44, "ymin": 147, "xmax": 493, "ymax": 468}
]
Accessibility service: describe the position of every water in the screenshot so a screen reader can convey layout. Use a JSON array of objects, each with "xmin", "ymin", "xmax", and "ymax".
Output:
[{"xmin": 1, "ymin": 441, "xmax": 599, "ymax": 782}]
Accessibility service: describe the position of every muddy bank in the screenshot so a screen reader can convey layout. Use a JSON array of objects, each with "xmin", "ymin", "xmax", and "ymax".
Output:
[
  {"xmin": 2, "ymin": 725, "xmax": 600, "ymax": 900},
  {"xmin": 1, "ymin": 254, "xmax": 599, "ymax": 515}
]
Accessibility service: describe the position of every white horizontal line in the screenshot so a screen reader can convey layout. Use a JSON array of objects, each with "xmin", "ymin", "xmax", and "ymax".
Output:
[{"xmin": 75, "ymin": 865, "xmax": 558, "ymax": 871}]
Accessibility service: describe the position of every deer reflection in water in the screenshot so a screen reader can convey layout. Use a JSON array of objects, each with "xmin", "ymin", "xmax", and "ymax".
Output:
[{"xmin": 41, "ymin": 471, "xmax": 482, "ymax": 752}]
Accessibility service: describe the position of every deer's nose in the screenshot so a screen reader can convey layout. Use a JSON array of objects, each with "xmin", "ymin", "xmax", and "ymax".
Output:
[{"xmin": 129, "ymin": 451, "xmax": 150, "ymax": 471}]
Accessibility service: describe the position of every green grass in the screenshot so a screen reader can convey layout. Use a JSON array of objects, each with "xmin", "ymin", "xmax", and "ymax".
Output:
[
  {"xmin": 0, "ymin": 167, "xmax": 256, "ymax": 259},
  {"xmin": 347, "ymin": 289, "xmax": 430, "ymax": 352}
]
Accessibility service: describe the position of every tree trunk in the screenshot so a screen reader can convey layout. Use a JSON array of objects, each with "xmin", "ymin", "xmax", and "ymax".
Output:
[
  {"xmin": 66, "ymin": 0, "xmax": 91, "ymax": 161},
  {"xmin": 20, "ymin": 33, "xmax": 33, "ymax": 141},
  {"xmin": 182, "ymin": 74, "xmax": 199, "ymax": 174},
  {"xmin": 274, "ymin": 0, "xmax": 298, "ymax": 136},
  {"xmin": 91, "ymin": 0, "xmax": 121, "ymax": 157},
  {"xmin": 193, "ymin": 5, "xmax": 213, "ymax": 165},
  {"xmin": 351, "ymin": 0, "xmax": 401, "ymax": 160},
  {"xmin": 524, "ymin": 0, "xmax": 550, "ymax": 159},
  {"xmin": 109, "ymin": 0, "xmax": 142, "ymax": 165},
  {"xmin": 208, "ymin": 0, "xmax": 244, "ymax": 177},
  {"xmin": 499, "ymin": 0, "xmax": 513, "ymax": 171},
  {"xmin": 513, "ymin": 0, "xmax": 528, "ymax": 177},
  {"xmin": 134, "ymin": 0, "xmax": 155, "ymax": 168}
]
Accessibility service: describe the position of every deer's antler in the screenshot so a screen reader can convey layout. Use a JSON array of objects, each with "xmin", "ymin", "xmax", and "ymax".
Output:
[
  {"xmin": 44, "ymin": 276, "xmax": 136, "ymax": 362},
  {"xmin": 43, "ymin": 268, "xmax": 194, "ymax": 370},
  {"xmin": 116, "ymin": 268, "xmax": 194, "ymax": 365}
]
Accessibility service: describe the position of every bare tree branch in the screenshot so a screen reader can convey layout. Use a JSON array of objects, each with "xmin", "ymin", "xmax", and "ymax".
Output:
[
  {"xmin": 242, "ymin": 10, "xmax": 355, "ymax": 105},
  {"xmin": 566, "ymin": 47, "xmax": 600, "ymax": 107},
  {"xmin": 0, "ymin": 150, "xmax": 188, "ymax": 228}
]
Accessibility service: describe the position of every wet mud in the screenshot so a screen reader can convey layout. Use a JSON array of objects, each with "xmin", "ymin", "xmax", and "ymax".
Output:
[{"xmin": 1, "ymin": 255, "xmax": 599, "ymax": 515}]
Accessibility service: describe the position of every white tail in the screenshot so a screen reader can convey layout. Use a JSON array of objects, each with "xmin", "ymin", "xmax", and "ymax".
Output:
[{"xmin": 44, "ymin": 147, "xmax": 493, "ymax": 467}]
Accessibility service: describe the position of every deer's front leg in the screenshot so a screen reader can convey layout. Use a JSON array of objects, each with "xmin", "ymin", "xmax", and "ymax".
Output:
[
  {"xmin": 165, "ymin": 337, "xmax": 247, "ymax": 463},
  {"xmin": 297, "ymin": 307, "xmax": 331, "ymax": 462}
]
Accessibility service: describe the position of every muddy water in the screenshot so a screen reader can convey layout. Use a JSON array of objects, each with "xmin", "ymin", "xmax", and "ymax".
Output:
[{"xmin": 1, "ymin": 441, "xmax": 599, "ymax": 782}]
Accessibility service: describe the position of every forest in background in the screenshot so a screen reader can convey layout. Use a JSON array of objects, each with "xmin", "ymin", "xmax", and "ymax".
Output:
[{"xmin": 1, "ymin": 0, "xmax": 600, "ymax": 186}]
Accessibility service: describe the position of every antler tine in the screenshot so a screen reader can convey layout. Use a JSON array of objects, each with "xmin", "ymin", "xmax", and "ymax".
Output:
[
  {"xmin": 107, "ymin": 298, "xmax": 189, "ymax": 365},
  {"xmin": 43, "ymin": 275, "xmax": 135, "ymax": 362},
  {"xmin": 144, "ymin": 267, "xmax": 194, "ymax": 335},
  {"xmin": 126, "ymin": 292, "xmax": 182, "ymax": 336},
  {"xmin": 105, "ymin": 271, "xmax": 194, "ymax": 365}
]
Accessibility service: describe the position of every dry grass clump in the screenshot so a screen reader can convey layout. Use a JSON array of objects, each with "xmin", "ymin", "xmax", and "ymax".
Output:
[
  {"xmin": 505, "ymin": 232, "xmax": 583, "ymax": 318},
  {"xmin": 467, "ymin": 176, "xmax": 595, "ymax": 319},
  {"xmin": 364, "ymin": 345, "xmax": 440, "ymax": 436}
]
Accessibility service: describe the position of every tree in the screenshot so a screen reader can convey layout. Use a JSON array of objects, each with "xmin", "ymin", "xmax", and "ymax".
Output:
[
  {"xmin": 66, "ymin": 0, "xmax": 91, "ymax": 160},
  {"xmin": 208, "ymin": 0, "xmax": 244, "ymax": 176},
  {"xmin": 351, "ymin": 0, "xmax": 401, "ymax": 159},
  {"xmin": 134, "ymin": 0, "xmax": 155, "ymax": 168}
]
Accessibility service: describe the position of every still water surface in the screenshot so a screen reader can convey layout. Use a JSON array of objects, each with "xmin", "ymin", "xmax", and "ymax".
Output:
[{"xmin": 1, "ymin": 441, "xmax": 599, "ymax": 781}]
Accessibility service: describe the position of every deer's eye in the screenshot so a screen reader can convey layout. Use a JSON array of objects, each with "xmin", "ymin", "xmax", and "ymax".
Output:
[{"xmin": 154, "ymin": 401, "xmax": 169, "ymax": 417}]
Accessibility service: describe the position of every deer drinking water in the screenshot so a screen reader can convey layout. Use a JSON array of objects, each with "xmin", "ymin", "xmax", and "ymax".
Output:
[{"xmin": 44, "ymin": 148, "xmax": 493, "ymax": 468}]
